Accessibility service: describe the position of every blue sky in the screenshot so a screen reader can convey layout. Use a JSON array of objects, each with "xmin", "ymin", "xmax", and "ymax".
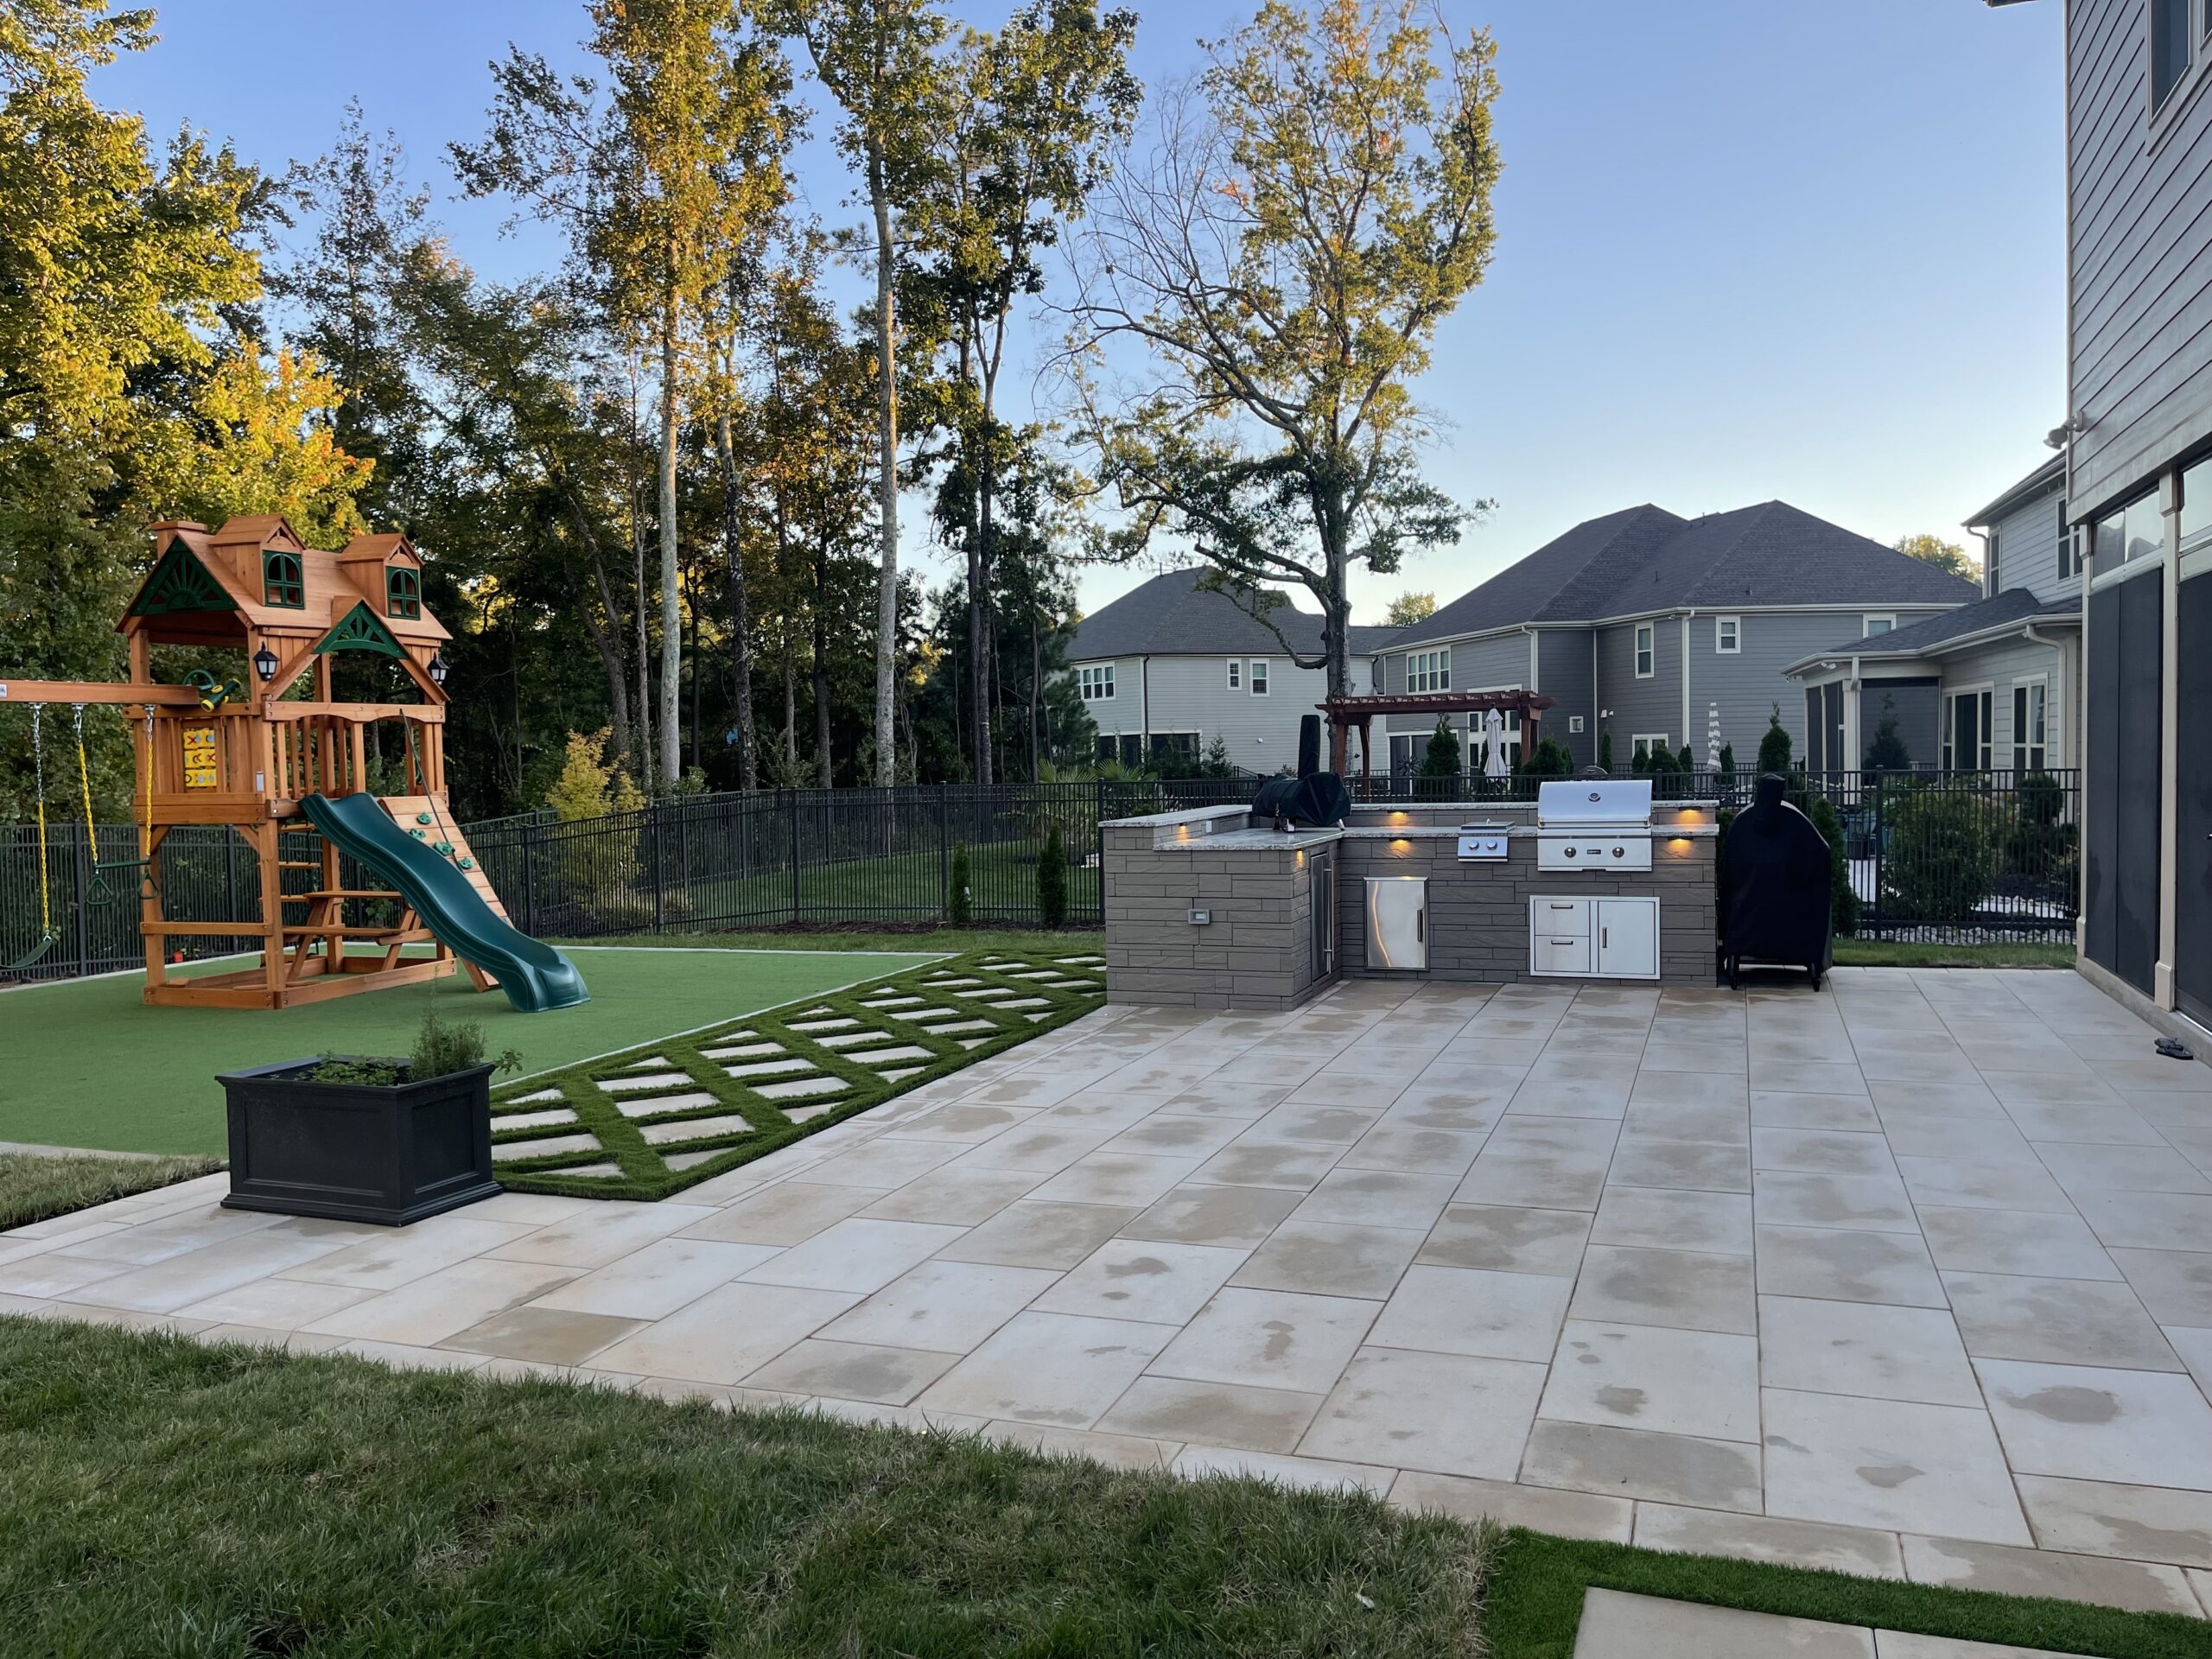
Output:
[{"xmin": 99, "ymin": 0, "xmax": 2065, "ymax": 625}]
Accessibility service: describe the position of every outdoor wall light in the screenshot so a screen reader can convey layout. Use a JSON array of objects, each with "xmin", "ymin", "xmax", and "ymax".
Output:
[
  {"xmin": 251, "ymin": 643, "xmax": 278, "ymax": 682},
  {"xmin": 428, "ymin": 651, "xmax": 451, "ymax": 687}
]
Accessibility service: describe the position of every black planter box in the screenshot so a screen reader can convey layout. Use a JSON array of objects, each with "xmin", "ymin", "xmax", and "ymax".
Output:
[{"xmin": 219, "ymin": 1058, "xmax": 500, "ymax": 1226}]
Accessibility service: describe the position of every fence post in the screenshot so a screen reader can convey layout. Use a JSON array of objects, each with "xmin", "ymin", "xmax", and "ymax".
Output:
[
  {"xmin": 73, "ymin": 821, "xmax": 91, "ymax": 979},
  {"xmin": 519, "ymin": 823, "xmax": 537, "ymax": 938},
  {"xmin": 649, "ymin": 802, "xmax": 666, "ymax": 934},
  {"xmin": 788, "ymin": 788, "xmax": 802, "ymax": 925},
  {"xmin": 938, "ymin": 783, "xmax": 950, "ymax": 920},
  {"xmin": 1871, "ymin": 772, "xmax": 1885, "ymax": 938}
]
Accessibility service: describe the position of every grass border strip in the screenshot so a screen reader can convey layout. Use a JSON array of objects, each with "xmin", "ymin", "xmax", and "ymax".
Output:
[{"xmin": 486, "ymin": 950, "xmax": 1106, "ymax": 1201}]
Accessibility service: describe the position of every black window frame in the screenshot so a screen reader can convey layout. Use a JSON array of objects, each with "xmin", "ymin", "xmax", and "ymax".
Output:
[{"xmin": 262, "ymin": 549, "xmax": 305, "ymax": 609}]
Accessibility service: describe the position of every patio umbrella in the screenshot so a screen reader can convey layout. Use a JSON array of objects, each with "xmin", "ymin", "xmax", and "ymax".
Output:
[{"xmin": 1484, "ymin": 708, "xmax": 1509, "ymax": 781}]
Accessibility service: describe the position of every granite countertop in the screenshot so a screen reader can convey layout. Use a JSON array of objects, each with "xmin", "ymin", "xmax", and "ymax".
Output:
[{"xmin": 1341, "ymin": 822, "xmax": 1720, "ymax": 841}]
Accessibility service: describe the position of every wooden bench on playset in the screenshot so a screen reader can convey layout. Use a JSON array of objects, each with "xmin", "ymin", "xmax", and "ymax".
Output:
[{"xmin": 3, "ymin": 515, "xmax": 504, "ymax": 1009}]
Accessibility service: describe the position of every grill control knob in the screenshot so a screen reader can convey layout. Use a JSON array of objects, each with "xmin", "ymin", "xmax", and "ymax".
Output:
[
  {"xmin": 1563, "ymin": 845, "xmax": 1577, "ymax": 858},
  {"xmin": 1611, "ymin": 846, "xmax": 1624, "ymax": 858}
]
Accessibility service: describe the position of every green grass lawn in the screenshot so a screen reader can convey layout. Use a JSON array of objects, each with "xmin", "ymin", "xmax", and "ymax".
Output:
[
  {"xmin": 563, "ymin": 925, "xmax": 1105, "ymax": 957},
  {"xmin": 2, "ymin": 1319, "xmax": 2202, "ymax": 1657},
  {"xmin": 0, "ymin": 947, "xmax": 940, "ymax": 1159},
  {"xmin": 1835, "ymin": 939, "xmax": 2077, "ymax": 969},
  {"xmin": 0, "ymin": 1152, "xmax": 219, "ymax": 1230}
]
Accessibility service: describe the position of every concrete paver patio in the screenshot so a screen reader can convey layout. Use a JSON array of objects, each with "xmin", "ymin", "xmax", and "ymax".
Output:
[{"xmin": 8, "ymin": 967, "xmax": 2212, "ymax": 1618}]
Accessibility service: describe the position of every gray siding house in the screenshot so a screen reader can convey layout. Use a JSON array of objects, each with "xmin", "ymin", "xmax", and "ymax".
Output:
[
  {"xmin": 1783, "ymin": 456, "xmax": 2082, "ymax": 773},
  {"xmin": 2005, "ymin": 0, "xmax": 2212, "ymax": 1030},
  {"xmin": 1376, "ymin": 501, "xmax": 1977, "ymax": 776},
  {"xmin": 1065, "ymin": 569, "xmax": 1399, "ymax": 772}
]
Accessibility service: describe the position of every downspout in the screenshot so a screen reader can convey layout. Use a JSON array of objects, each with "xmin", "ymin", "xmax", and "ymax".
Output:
[
  {"xmin": 1140, "ymin": 654, "xmax": 1151, "ymax": 769},
  {"xmin": 1681, "ymin": 610, "xmax": 1696, "ymax": 760},
  {"xmin": 1848, "ymin": 653, "xmax": 1862, "ymax": 772}
]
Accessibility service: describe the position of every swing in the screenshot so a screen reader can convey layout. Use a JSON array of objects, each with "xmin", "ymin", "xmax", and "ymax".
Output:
[
  {"xmin": 5, "ymin": 704, "xmax": 61, "ymax": 972},
  {"xmin": 77, "ymin": 703, "xmax": 155, "ymax": 907}
]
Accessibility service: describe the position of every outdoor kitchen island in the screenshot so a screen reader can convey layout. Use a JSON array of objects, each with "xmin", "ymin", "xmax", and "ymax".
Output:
[{"xmin": 1101, "ymin": 782, "xmax": 1719, "ymax": 1011}]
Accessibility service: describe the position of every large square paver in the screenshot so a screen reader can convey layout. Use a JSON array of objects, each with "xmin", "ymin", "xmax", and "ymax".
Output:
[
  {"xmin": 818, "ymin": 1259, "xmax": 1055, "ymax": 1353},
  {"xmin": 588, "ymin": 1281, "xmax": 861, "ymax": 1383},
  {"xmin": 1521, "ymin": 1419, "xmax": 1762, "ymax": 1511},
  {"xmin": 915, "ymin": 1311, "xmax": 1173, "ymax": 1427},
  {"xmin": 1419, "ymin": 1204, "xmax": 1590, "ymax": 1274},
  {"xmin": 1760, "ymin": 1388, "xmax": 2031, "ymax": 1544},
  {"xmin": 1302, "ymin": 1347, "xmax": 1546, "ymax": 1479},
  {"xmin": 1033, "ymin": 1238, "xmax": 1246, "ymax": 1325},
  {"xmin": 1367, "ymin": 1264, "xmax": 1571, "ymax": 1363},
  {"xmin": 1570, "ymin": 1587, "xmax": 1872, "ymax": 1658},
  {"xmin": 1757, "ymin": 1295, "xmax": 1981, "ymax": 1407},
  {"xmin": 1975, "ymin": 1358, "xmax": 2212, "ymax": 1490},
  {"xmin": 1567, "ymin": 1244, "xmax": 1756, "ymax": 1334},
  {"xmin": 1148, "ymin": 1287, "xmax": 1378, "ymax": 1394},
  {"xmin": 1540, "ymin": 1320, "xmax": 1759, "ymax": 1441}
]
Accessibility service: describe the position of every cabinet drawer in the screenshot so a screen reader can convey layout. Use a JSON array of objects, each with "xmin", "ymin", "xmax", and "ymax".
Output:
[
  {"xmin": 1532, "ymin": 934, "xmax": 1594, "ymax": 976},
  {"xmin": 1531, "ymin": 898, "xmax": 1592, "ymax": 937}
]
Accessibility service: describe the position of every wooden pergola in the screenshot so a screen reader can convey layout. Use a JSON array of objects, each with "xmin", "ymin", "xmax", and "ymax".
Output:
[{"xmin": 1319, "ymin": 689, "xmax": 1557, "ymax": 774}]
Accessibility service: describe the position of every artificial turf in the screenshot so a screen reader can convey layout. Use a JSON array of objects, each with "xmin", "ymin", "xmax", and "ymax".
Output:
[
  {"xmin": 0, "ymin": 946, "xmax": 940, "ymax": 1159},
  {"xmin": 489, "ymin": 949, "xmax": 1107, "ymax": 1202}
]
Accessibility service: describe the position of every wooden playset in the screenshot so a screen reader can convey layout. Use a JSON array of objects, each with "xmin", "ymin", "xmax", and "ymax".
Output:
[{"xmin": 1, "ymin": 514, "xmax": 518, "ymax": 1010}]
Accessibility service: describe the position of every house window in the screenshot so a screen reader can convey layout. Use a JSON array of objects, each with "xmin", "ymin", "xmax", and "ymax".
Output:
[
  {"xmin": 1407, "ymin": 648, "xmax": 1450, "ymax": 693},
  {"xmin": 1943, "ymin": 687, "xmax": 1993, "ymax": 772},
  {"xmin": 385, "ymin": 564, "xmax": 422, "ymax": 620},
  {"xmin": 1370, "ymin": 658, "xmax": 1383, "ymax": 692},
  {"xmin": 1078, "ymin": 664, "xmax": 1114, "ymax": 701},
  {"xmin": 1567, "ymin": 715, "xmax": 1586, "ymax": 734},
  {"xmin": 1630, "ymin": 734, "xmax": 1669, "ymax": 766},
  {"xmin": 2181, "ymin": 454, "xmax": 2212, "ymax": 555},
  {"xmin": 2012, "ymin": 679, "xmax": 2049, "ymax": 773},
  {"xmin": 1863, "ymin": 614, "xmax": 1896, "ymax": 637},
  {"xmin": 2153, "ymin": 0, "xmax": 2191, "ymax": 110},
  {"xmin": 1634, "ymin": 624, "xmax": 1655, "ymax": 678},
  {"xmin": 1249, "ymin": 659, "xmax": 1269, "ymax": 695},
  {"xmin": 262, "ymin": 550, "xmax": 304, "ymax": 609},
  {"xmin": 1714, "ymin": 615, "xmax": 1740, "ymax": 654},
  {"xmin": 2095, "ymin": 490, "xmax": 2164, "ymax": 568},
  {"xmin": 1226, "ymin": 659, "xmax": 1241, "ymax": 691},
  {"xmin": 2059, "ymin": 503, "xmax": 2078, "ymax": 580},
  {"xmin": 1986, "ymin": 528, "xmax": 2002, "ymax": 593}
]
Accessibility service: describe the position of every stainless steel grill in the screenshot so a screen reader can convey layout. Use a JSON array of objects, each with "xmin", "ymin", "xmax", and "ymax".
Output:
[{"xmin": 1536, "ymin": 779, "xmax": 1654, "ymax": 872}]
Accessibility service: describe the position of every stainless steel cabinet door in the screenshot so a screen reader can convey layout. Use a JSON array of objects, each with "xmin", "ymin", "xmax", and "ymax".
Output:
[{"xmin": 1365, "ymin": 877, "xmax": 1427, "ymax": 969}]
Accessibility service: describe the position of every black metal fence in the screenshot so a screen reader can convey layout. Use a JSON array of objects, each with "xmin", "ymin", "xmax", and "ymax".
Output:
[{"xmin": 1, "ymin": 767, "xmax": 2080, "ymax": 980}]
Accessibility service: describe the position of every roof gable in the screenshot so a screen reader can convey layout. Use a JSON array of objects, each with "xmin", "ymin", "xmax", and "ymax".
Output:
[{"xmin": 1068, "ymin": 569, "xmax": 1392, "ymax": 659}]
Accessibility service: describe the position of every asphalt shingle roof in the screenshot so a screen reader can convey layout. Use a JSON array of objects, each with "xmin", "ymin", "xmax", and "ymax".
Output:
[
  {"xmin": 1392, "ymin": 500, "xmax": 1980, "ymax": 647},
  {"xmin": 1807, "ymin": 587, "xmax": 2079, "ymax": 659},
  {"xmin": 1068, "ymin": 569, "xmax": 1402, "ymax": 661}
]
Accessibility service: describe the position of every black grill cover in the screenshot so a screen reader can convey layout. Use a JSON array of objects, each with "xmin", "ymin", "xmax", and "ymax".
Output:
[
  {"xmin": 1250, "ymin": 772, "xmax": 1351, "ymax": 830},
  {"xmin": 1720, "ymin": 773, "xmax": 1834, "ymax": 986}
]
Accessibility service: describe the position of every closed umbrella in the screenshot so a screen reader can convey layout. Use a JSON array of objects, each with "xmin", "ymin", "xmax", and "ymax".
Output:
[{"xmin": 1484, "ymin": 708, "xmax": 1509, "ymax": 781}]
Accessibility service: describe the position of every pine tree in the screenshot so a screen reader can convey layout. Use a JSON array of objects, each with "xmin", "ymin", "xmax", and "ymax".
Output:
[
  {"xmin": 947, "ymin": 840, "xmax": 971, "ymax": 925},
  {"xmin": 1036, "ymin": 823, "xmax": 1067, "ymax": 927},
  {"xmin": 1758, "ymin": 705, "xmax": 1793, "ymax": 775},
  {"xmin": 1416, "ymin": 715, "xmax": 1461, "ymax": 799},
  {"xmin": 1864, "ymin": 695, "xmax": 1911, "ymax": 771},
  {"xmin": 1599, "ymin": 730, "xmax": 1613, "ymax": 773}
]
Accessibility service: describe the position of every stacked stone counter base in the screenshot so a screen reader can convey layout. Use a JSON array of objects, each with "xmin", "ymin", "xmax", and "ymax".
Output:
[{"xmin": 1103, "ymin": 801, "xmax": 1719, "ymax": 1011}]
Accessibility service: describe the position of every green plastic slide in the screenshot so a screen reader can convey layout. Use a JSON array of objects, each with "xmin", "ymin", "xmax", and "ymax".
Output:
[{"xmin": 299, "ymin": 792, "xmax": 588, "ymax": 1013}]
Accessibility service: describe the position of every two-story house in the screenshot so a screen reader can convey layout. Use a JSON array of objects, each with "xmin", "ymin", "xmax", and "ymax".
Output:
[
  {"xmin": 1374, "ymin": 501, "xmax": 1978, "ymax": 777},
  {"xmin": 1065, "ymin": 569, "xmax": 1401, "ymax": 772},
  {"xmin": 2001, "ymin": 0, "xmax": 2212, "ymax": 1033},
  {"xmin": 1783, "ymin": 456, "xmax": 2082, "ymax": 773}
]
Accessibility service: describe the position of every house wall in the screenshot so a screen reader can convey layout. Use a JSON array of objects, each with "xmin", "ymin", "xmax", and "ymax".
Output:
[
  {"xmin": 1595, "ymin": 618, "xmax": 1681, "ymax": 758},
  {"xmin": 1935, "ymin": 633, "xmax": 2078, "ymax": 770},
  {"xmin": 1682, "ymin": 609, "xmax": 1933, "ymax": 770},
  {"xmin": 1076, "ymin": 652, "xmax": 1325, "ymax": 774},
  {"xmin": 1379, "ymin": 632, "xmax": 1531, "ymax": 760},
  {"xmin": 2068, "ymin": 0, "xmax": 2212, "ymax": 520},
  {"xmin": 1987, "ymin": 481, "xmax": 2073, "ymax": 605},
  {"xmin": 1537, "ymin": 629, "xmax": 1597, "ymax": 766}
]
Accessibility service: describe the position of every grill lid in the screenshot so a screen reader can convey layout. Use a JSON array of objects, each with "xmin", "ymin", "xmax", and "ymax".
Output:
[{"xmin": 1536, "ymin": 779, "xmax": 1653, "ymax": 828}]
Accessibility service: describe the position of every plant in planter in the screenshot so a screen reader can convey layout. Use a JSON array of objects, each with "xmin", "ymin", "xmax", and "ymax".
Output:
[{"xmin": 219, "ymin": 1007, "xmax": 524, "ymax": 1226}]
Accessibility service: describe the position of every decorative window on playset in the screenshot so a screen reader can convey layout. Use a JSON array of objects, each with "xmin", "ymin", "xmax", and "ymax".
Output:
[
  {"xmin": 262, "ymin": 550, "xmax": 305, "ymax": 608},
  {"xmin": 385, "ymin": 563, "xmax": 422, "ymax": 619}
]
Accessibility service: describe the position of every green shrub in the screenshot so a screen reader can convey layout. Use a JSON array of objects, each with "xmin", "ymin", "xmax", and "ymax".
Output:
[
  {"xmin": 1808, "ymin": 794, "xmax": 1859, "ymax": 938},
  {"xmin": 947, "ymin": 842, "xmax": 972, "ymax": 926},
  {"xmin": 1519, "ymin": 736, "xmax": 1573, "ymax": 778},
  {"xmin": 1881, "ymin": 788, "xmax": 1999, "ymax": 926},
  {"xmin": 2003, "ymin": 772, "xmax": 2077, "ymax": 886},
  {"xmin": 1416, "ymin": 716, "xmax": 1461, "ymax": 799},
  {"xmin": 1757, "ymin": 705, "xmax": 1792, "ymax": 775},
  {"xmin": 1676, "ymin": 744, "xmax": 1695, "ymax": 775},
  {"xmin": 1864, "ymin": 695, "xmax": 1912, "ymax": 770},
  {"xmin": 1037, "ymin": 823, "xmax": 1068, "ymax": 929},
  {"xmin": 1719, "ymin": 742, "xmax": 1735, "ymax": 782}
]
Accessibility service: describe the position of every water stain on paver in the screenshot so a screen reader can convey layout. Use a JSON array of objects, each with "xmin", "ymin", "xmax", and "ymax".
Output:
[
  {"xmin": 2096, "ymin": 1514, "xmax": 2212, "ymax": 1560},
  {"xmin": 1082, "ymin": 1344, "xmax": 1130, "ymax": 1358},
  {"xmin": 1103, "ymin": 1256, "xmax": 1171, "ymax": 1279},
  {"xmin": 1765, "ymin": 1434, "xmax": 1809, "ymax": 1454},
  {"xmin": 1261, "ymin": 1319, "xmax": 1297, "ymax": 1362},
  {"xmin": 1856, "ymin": 1463, "xmax": 1924, "ymax": 1489},
  {"xmin": 2007, "ymin": 1385, "xmax": 2121, "ymax": 1424},
  {"xmin": 1596, "ymin": 1385, "xmax": 1646, "ymax": 1416}
]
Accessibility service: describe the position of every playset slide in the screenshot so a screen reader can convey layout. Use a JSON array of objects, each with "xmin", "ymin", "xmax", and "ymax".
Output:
[{"xmin": 299, "ymin": 791, "xmax": 589, "ymax": 1013}]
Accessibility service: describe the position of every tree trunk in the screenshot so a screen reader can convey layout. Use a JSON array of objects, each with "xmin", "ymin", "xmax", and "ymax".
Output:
[
  {"xmin": 632, "ymin": 505, "xmax": 654, "ymax": 785},
  {"xmin": 558, "ymin": 537, "xmax": 632, "ymax": 775},
  {"xmin": 868, "ymin": 152, "xmax": 899, "ymax": 788},
  {"xmin": 658, "ymin": 281, "xmax": 682, "ymax": 789},
  {"xmin": 812, "ymin": 534, "xmax": 834, "ymax": 788},
  {"xmin": 973, "ymin": 430, "xmax": 996, "ymax": 785},
  {"xmin": 782, "ymin": 632, "xmax": 798, "ymax": 772},
  {"xmin": 1029, "ymin": 607, "xmax": 1042, "ymax": 780},
  {"xmin": 715, "ymin": 397, "xmax": 759, "ymax": 791}
]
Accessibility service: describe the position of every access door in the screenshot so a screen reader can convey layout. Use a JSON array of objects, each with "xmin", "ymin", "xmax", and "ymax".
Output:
[
  {"xmin": 2179, "ymin": 569, "xmax": 2212, "ymax": 1025},
  {"xmin": 1309, "ymin": 852, "xmax": 1337, "ymax": 983},
  {"xmin": 1596, "ymin": 898, "xmax": 1661, "ymax": 979}
]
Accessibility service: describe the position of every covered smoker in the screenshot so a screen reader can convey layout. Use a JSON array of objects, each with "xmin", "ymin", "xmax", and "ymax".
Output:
[{"xmin": 1719, "ymin": 772, "xmax": 1834, "ymax": 988}]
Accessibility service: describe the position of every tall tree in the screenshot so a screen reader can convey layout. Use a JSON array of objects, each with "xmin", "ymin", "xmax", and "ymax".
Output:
[
  {"xmin": 1384, "ymin": 590, "xmax": 1436, "ymax": 626},
  {"xmin": 1063, "ymin": 0, "xmax": 1499, "ymax": 767},
  {"xmin": 1894, "ymin": 531, "xmax": 1980, "ymax": 584},
  {"xmin": 915, "ymin": 0, "xmax": 1136, "ymax": 785},
  {"xmin": 761, "ymin": 0, "xmax": 950, "ymax": 786},
  {"xmin": 454, "ymin": 0, "xmax": 794, "ymax": 789}
]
